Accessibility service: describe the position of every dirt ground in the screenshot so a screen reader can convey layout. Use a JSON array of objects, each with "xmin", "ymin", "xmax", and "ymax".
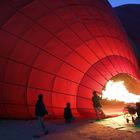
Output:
[{"xmin": 1, "ymin": 116, "xmax": 140, "ymax": 140}]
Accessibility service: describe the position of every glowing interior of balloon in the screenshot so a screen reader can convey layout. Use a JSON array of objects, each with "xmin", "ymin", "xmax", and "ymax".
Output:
[{"xmin": 102, "ymin": 80, "xmax": 140, "ymax": 103}]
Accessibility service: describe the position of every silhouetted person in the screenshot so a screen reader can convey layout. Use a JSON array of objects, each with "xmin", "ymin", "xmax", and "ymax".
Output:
[
  {"xmin": 136, "ymin": 102, "xmax": 140, "ymax": 119},
  {"xmin": 64, "ymin": 102, "xmax": 74, "ymax": 123},
  {"xmin": 92, "ymin": 91, "xmax": 106, "ymax": 120},
  {"xmin": 34, "ymin": 94, "xmax": 48, "ymax": 138},
  {"xmin": 134, "ymin": 102, "xmax": 140, "ymax": 126}
]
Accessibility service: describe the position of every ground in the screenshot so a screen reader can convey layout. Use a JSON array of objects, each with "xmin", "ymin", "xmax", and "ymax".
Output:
[{"xmin": 1, "ymin": 115, "xmax": 140, "ymax": 140}]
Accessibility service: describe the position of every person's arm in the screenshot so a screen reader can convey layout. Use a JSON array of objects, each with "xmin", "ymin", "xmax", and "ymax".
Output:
[
  {"xmin": 41, "ymin": 102, "xmax": 48, "ymax": 115},
  {"xmin": 69, "ymin": 108, "xmax": 73, "ymax": 117}
]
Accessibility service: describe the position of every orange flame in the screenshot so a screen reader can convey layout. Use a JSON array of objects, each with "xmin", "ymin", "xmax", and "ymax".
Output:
[{"xmin": 102, "ymin": 80, "xmax": 140, "ymax": 103}]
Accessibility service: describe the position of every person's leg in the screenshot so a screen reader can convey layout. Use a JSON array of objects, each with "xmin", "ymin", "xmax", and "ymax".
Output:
[
  {"xmin": 65, "ymin": 117, "xmax": 72, "ymax": 123},
  {"xmin": 33, "ymin": 117, "xmax": 41, "ymax": 138},
  {"xmin": 98, "ymin": 108, "xmax": 106, "ymax": 118},
  {"xmin": 65, "ymin": 116, "xmax": 75, "ymax": 123},
  {"xmin": 39, "ymin": 117, "xmax": 46, "ymax": 130},
  {"xmin": 68, "ymin": 116, "xmax": 75, "ymax": 123},
  {"xmin": 95, "ymin": 107, "xmax": 100, "ymax": 120},
  {"xmin": 39, "ymin": 117, "xmax": 49, "ymax": 134}
]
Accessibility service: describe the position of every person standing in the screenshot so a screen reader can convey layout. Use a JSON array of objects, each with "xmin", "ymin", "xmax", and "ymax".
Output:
[
  {"xmin": 34, "ymin": 94, "xmax": 49, "ymax": 138},
  {"xmin": 64, "ymin": 102, "xmax": 74, "ymax": 123},
  {"xmin": 134, "ymin": 102, "xmax": 140, "ymax": 125},
  {"xmin": 92, "ymin": 91, "xmax": 106, "ymax": 120}
]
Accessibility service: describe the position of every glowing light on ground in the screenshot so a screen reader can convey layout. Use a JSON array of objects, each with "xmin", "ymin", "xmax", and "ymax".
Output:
[{"xmin": 102, "ymin": 80, "xmax": 140, "ymax": 103}]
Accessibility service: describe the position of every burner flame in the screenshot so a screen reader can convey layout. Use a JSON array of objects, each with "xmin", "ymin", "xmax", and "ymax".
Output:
[{"xmin": 102, "ymin": 80, "xmax": 140, "ymax": 103}]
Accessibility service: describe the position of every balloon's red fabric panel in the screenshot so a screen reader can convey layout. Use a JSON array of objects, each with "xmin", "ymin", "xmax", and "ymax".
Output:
[
  {"xmin": 58, "ymin": 63, "xmax": 84, "ymax": 83},
  {"xmin": 109, "ymin": 56, "xmax": 123, "ymax": 73},
  {"xmin": 54, "ymin": 7, "xmax": 78, "ymax": 25},
  {"xmin": 2, "ymin": 13, "xmax": 33, "ymax": 36},
  {"xmin": 76, "ymin": 44, "xmax": 98, "ymax": 64},
  {"xmin": 33, "ymin": 52, "xmax": 62, "ymax": 74},
  {"xmin": 10, "ymin": 40, "xmax": 40, "ymax": 65},
  {"xmin": 52, "ymin": 92, "xmax": 76, "ymax": 108},
  {"xmin": 70, "ymin": 23, "xmax": 92, "ymax": 42},
  {"xmin": 116, "ymin": 57, "xmax": 126, "ymax": 73},
  {"xmin": 40, "ymin": 0, "xmax": 66, "ymax": 10},
  {"xmin": 101, "ymin": 58, "xmax": 118, "ymax": 76},
  {"xmin": 57, "ymin": 29, "xmax": 83, "ymax": 50},
  {"xmin": 20, "ymin": 0, "xmax": 49, "ymax": 20},
  {"xmin": 29, "ymin": 69, "xmax": 55, "ymax": 90},
  {"xmin": 0, "ymin": 83, "xmax": 2, "ymax": 98},
  {"xmin": 3, "ymin": 84, "xmax": 26, "ymax": 105},
  {"xmin": 96, "ymin": 38, "xmax": 113, "ymax": 57},
  {"xmin": 0, "ymin": 104, "xmax": 5, "ymax": 118},
  {"xmin": 105, "ymin": 38, "xmax": 120, "ymax": 55},
  {"xmin": 87, "ymin": 67, "xmax": 107, "ymax": 84},
  {"xmin": 0, "ymin": 30, "xmax": 18, "ymax": 57},
  {"xmin": 5, "ymin": 105, "xmax": 29, "ymax": 119},
  {"xmin": 23, "ymin": 25, "xmax": 52, "ymax": 47},
  {"xmin": 53, "ymin": 77, "xmax": 78, "ymax": 95},
  {"xmin": 4, "ymin": 62, "xmax": 30, "ymax": 85},
  {"xmin": 0, "ymin": 58, "xmax": 7, "ymax": 81},
  {"xmin": 66, "ymin": 52, "xmax": 90, "ymax": 72},
  {"xmin": 0, "ymin": 0, "xmax": 139, "ymax": 119},
  {"xmin": 87, "ymin": 39, "xmax": 106, "ymax": 59},
  {"xmin": 39, "ymin": 13, "xmax": 66, "ymax": 33},
  {"xmin": 77, "ymin": 97, "xmax": 95, "ymax": 117},
  {"xmin": 51, "ymin": 92, "xmax": 78, "ymax": 117},
  {"xmin": 77, "ymin": 85, "xmax": 92, "ymax": 99},
  {"xmin": 81, "ymin": 75, "xmax": 103, "ymax": 91},
  {"xmin": 44, "ymin": 38, "xmax": 73, "ymax": 59},
  {"xmin": 94, "ymin": 61, "xmax": 112, "ymax": 80}
]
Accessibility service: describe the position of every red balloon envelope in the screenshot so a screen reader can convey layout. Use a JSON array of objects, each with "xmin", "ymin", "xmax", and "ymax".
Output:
[{"xmin": 0, "ymin": 0, "xmax": 139, "ymax": 119}]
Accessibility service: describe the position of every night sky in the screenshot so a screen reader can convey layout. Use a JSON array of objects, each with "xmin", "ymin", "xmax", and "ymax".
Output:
[{"xmin": 108, "ymin": 0, "xmax": 140, "ymax": 7}]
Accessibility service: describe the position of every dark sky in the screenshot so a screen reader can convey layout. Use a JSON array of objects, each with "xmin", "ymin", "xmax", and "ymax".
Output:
[{"xmin": 108, "ymin": 0, "xmax": 140, "ymax": 7}]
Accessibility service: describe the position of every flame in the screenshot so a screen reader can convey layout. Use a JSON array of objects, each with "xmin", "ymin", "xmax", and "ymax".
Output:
[{"xmin": 102, "ymin": 80, "xmax": 140, "ymax": 103}]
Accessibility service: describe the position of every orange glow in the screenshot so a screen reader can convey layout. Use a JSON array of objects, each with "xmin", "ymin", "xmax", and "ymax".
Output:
[{"xmin": 102, "ymin": 80, "xmax": 140, "ymax": 103}]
